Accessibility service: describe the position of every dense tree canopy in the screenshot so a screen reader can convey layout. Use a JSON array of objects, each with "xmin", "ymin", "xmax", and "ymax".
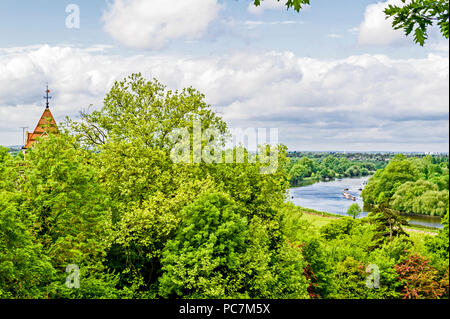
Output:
[
  {"xmin": 362, "ymin": 155, "xmax": 449, "ymax": 217},
  {"xmin": 0, "ymin": 75, "xmax": 448, "ymax": 299},
  {"xmin": 287, "ymin": 154, "xmax": 375, "ymax": 186},
  {"xmin": 65, "ymin": 73, "xmax": 227, "ymax": 151}
]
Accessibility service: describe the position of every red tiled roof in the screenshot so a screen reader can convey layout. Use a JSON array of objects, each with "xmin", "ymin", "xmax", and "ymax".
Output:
[{"xmin": 24, "ymin": 108, "xmax": 58, "ymax": 149}]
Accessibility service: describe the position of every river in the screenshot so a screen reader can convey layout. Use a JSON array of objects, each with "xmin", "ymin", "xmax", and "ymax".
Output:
[{"xmin": 289, "ymin": 176, "xmax": 443, "ymax": 229}]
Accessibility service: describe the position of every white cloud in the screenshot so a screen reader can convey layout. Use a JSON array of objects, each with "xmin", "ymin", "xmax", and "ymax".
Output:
[
  {"xmin": 357, "ymin": 0, "xmax": 449, "ymax": 52},
  {"xmin": 0, "ymin": 45, "xmax": 448, "ymax": 152},
  {"xmin": 244, "ymin": 20, "xmax": 303, "ymax": 28},
  {"xmin": 248, "ymin": 0, "xmax": 285, "ymax": 15},
  {"xmin": 102, "ymin": 0, "xmax": 221, "ymax": 49},
  {"xmin": 248, "ymin": 0, "xmax": 311, "ymax": 15},
  {"xmin": 358, "ymin": 0, "xmax": 408, "ymax": 45}
]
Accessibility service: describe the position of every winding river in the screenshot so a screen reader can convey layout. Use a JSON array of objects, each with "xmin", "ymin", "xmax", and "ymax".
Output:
[{"xmin": 289, "ymin": 176, "xmax": 442, "ymax": 229}]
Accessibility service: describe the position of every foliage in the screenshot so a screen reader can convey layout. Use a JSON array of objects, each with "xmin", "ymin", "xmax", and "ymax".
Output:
[
  {"xmin": 287, "ymin": 153, "xmax": 380, "ymax": 186},
  {"xmin": 362, "ymin": 155, "xmax": 419, "ymax": 203},
  {"xmin": 301, "ymin": 237, "xmax": 334, "ymax": 298},
  {"xmin": 289, "ymin": 161, "xmax": 310, "ymax": 186},
  {"xmin": 21, "ymin": 135, "xmax": 112, "ymax": 269},
  {"xmin": 64, "ymin": 73, "xmax": 227, "ymax": 151},
  {"xmin": 1, "ymin": 74, "xmax": 447, "ymax": 299},
  {"xmin": 362, "ymin": 155, "xmax": 449, "ymax": 217},
  {"xmin": 158, "ymin": 193, "xmax": 309, "ymax": 298},
  {"xmin": 368, "ymin": 206, "xmax": 409, "ymax": 250},
  {"xmin": 158, "ymin": 193, "xmax": 249, "ymax": 298},
  {"xmin": 347, "ymin": 203, "xmax": 362, "ymax": 219},
  {"xmin": 252, "ymin": 0, "xmax": 450, "ymax": 46},
  {"xmin": 385, "ymin": 0, "xmax": 449, "ymax": 46},
  {"xmin": 425, "ymin": 210, "xmax": 449, "ymax": 262},
  {"xmin": 0, "ymin": 191, "xmax": 55, "ymax": 298},
  {"xmin": 396, "ymin": 253, "xmax": 448, "ymax": 299},
  {"xmin": 253, "ymin": 0, "xmax": 310, "ymax": 12},
  {"xmin": 330, "ymin": 257, "xmax": 369, "ymax": 299},
  {"xmin": 319, "ymin": 218, "xmax": 357, "ymax": 241}
]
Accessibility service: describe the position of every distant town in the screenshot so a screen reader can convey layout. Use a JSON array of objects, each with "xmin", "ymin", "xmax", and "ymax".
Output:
[{"xmin": 5, "ymin": 143, "xmax": 448, "ymax": 159}]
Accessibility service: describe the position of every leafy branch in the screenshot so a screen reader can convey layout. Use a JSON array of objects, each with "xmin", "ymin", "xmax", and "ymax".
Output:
[
  {"xmin": 384, "ymin": 0, "xmax": 449, "ymax": 46},
  {"xmin": 252, "ymin": 0, "xmax": 449, "ymax": 46},
  {"xmin": 253, "ymin": 0, "xmax": 310, "ymax": 12}
]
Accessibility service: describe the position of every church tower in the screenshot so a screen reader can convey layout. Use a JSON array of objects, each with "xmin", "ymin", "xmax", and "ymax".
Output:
[{"xmin": 23, "ymin": 85, "xmax": 59, "ymax": 150}]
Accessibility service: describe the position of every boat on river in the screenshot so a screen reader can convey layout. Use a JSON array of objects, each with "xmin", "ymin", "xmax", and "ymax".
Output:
[{"xmin": 343, "ymin": 191, "xmax": 357, "ymax": 201}]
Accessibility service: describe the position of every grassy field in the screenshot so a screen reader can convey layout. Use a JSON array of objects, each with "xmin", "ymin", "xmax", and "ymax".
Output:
[
  {"xmin": 298, "ymin": 208, "xmax": 438, "ymax": 251},
  {"xmin": 300, "ymin": 211, "xmax": 340, "ymax": 228}
]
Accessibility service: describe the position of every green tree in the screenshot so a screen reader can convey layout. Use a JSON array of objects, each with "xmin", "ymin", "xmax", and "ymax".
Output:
[
  {"xmin": 347, "ymin": 203, "xmax": 362, "ymax": 219},
  {"xmin": 368, "ymin": 203, "xmax": 409, "ymax": 249},
  {"xmin": 289, "ymin": 162, "xmax": 309, "ymax": 185},
  {"xmin": 158, "ymin": 193, "xmax": 256, "ymax": 298},
  {"xmin": 298, "ymin": 157, "xmax": 316, "ymax": 175},
  {"xmin": 345, "ymin": 165, "xmax": 361, "ymax": 177},
  {"xmin": 0, "ymin": 191, "xmax": 56, "ymax": 298},
  {"xmin": 392, "ymin": 180, "xmax": 439, "ymax": 212},
  {"xmin": 0, "ymin": 147, "xmax": 13, "ymax": 190},
  {"xmin": 21, "ymin": 135, "xmax": 111, "ymax": 268},
  {"xmin": 362, "ymin": 157, "xmax": 419, "ymax": 204},
  {"xmin": 62, "ymin": 74, "xmax": 293, "ymax": 296},
  {"xmin": 425, "ymin": 210, "xmax": 449, "ymax": 262},
  {"xmin": 158, "ymin": 193, "xmax": 309, "ymax": 298},
  {"xmin": 65, "ymin": 73, "xmax": 227, "ymax": 151},
  {"xmin": 301, "ymin": 237, "xmax": 334, "ymax": 298},
  {"xmin": 330, "ymin": 257, "xmax": 368, "ymax": 299},
  {"xmin": 319, "ymin": 218, "xmax": 358, "ymax": 241},
  {"xmin": 319, "ymin": 166, "xmax": 335, "ymax": 180},
  {"xmin": 16, "ymin": 134, "xmax": 124, "ymax": 298},
  {"xmin": 391, "ymin": 180, "xmax": 449, "ymax": 217},
  {"xmin": 0, "ymin": 146, "xmax": 10, "ymax": 166}
]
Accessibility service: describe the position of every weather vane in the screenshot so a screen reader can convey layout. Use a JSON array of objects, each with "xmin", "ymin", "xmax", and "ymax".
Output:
[{"xmin": 43, "ymin": 83, "xmax": 52, "ymax": 109}]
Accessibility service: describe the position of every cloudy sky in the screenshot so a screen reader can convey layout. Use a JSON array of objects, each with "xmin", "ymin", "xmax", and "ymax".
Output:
[{"xmin": 0, "ymin": 0, "xmax": 448, "ymax": 152}]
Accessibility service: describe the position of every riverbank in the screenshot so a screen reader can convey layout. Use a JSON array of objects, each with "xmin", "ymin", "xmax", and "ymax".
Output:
[
  {"xmin": 299, "ymin": 207, "xmax": 438, "ymax": 236},
  {"xmin": 290, "ymin": 176, "xmax": 443, "ymax": 229}
]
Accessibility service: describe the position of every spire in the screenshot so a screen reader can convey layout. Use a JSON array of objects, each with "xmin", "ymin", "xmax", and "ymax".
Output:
[
  {"xmin": 43, "ymin": 83, "xmax": 52, "ymax": 109},
  {"xmin": 23, "ymin": 85, "xmax": 58, "ymax": 150},
  {"xmin": 23, "ymin": 108, "xmax": 58, "ymax": 149}
]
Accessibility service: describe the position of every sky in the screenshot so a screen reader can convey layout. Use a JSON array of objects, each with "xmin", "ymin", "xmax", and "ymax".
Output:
[{"xmin": 0, "ymin": 0, "xmax": 448, "ymax": 152}]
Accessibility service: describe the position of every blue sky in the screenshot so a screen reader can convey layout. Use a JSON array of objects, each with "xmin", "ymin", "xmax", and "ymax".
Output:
[
  {"xmin": 0, "ymin": 0, "xmax": 439, "ymax": 58},
  {"xmin": 0, "ymin": 0, "xmax": 448, "ymax": 151}
]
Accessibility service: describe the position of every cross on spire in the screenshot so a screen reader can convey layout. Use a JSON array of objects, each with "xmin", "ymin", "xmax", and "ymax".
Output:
[{"xmin": 43, "ymin": 83, "xmax": 52, "ymax": 109}]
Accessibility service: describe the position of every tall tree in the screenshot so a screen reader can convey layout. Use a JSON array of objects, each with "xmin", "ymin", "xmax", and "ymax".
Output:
[
  {"xmin": 347, "ymin": 203, "xmax": 362, "ymax": 219},
  {"xmin": 368, "ymin": 193, "xmax": 409, "ymax": 249},
  {"xmin": 65, "ymin": 73, "xmax": 227, "ymax": 151}
]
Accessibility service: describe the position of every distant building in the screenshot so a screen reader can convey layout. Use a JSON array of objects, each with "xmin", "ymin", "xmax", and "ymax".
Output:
[{"xmin": 22, "ymin": 86, "xmax": 58, "ymax": 151}]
